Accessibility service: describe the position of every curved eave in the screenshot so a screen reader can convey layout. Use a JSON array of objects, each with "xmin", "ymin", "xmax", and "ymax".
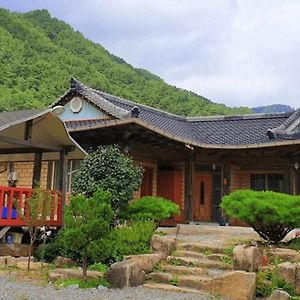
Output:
[{"xmin": 67, "ymin": 118, "xmax": 300, "ymax": 150}]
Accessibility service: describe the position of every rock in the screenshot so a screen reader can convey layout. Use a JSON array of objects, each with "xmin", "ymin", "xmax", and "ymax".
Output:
[
  {"xmin": 97, "ymin": 284, "xmax": 107, "ymax": 290},
  {"xmin": 106, "ymin": 260, "xmax": 146, "ymax": 288},
  {"xmin": 278, "ymin": 262, "xmax": 300, "ymax": 295},
  {"xmin": 296, "ymin": 264, "xmax": 300, "ymax": 294},
  {"xmin": 150, "ymin": 235, "xmax": 176, "ymax": 258},
  {"xmin": 54, "ymin": 256, "xmax": 76, "ymax": 268},
  {"xmin": 123, "ymin": 253, "xmax": 163, "ymax": 273},
  {"xmin": 268, "ymin": 289, "xmax": 290, "ymax": 300},
  {"xmin": 271, "ymin": 248, "xmax": 300, "ymax": 262},
  {"xmin": 233, "ymin": 245, "xmax": 261, "ymax": 272},
  {"xmin": 48, "ymin": 268, "xmax": 102, "ymax": 281},
  {"xmin": 0, "ymin": 243, "xmax": 31, "ymax": 257},
  {"xmin": 66, "ymin": 284, "xmax": 79, "ymax": 290},
  {"xmin": 0, "ymin": 256, "xmax": 17, "ymax": 267},
  {"xmin": 211, "ymin": 271, "xmax": 256, "ymax": 300},
  {"xmin": 16, "ymin": 261, "xmax": 48, "ymax": 270}
]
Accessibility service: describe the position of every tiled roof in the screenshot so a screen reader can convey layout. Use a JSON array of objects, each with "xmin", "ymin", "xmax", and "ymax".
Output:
[{"xmin": 56, "ymin": 79, "xmax": 299, "ymax": 148}]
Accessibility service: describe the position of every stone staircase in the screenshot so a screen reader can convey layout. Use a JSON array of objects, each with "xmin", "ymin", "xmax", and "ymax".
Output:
[{"xmin": 144, "ymin": 242, "xmax": 234, "ymax": 297}]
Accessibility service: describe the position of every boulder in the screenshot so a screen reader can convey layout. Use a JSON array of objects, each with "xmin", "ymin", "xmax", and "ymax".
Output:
[
  {"xmin": 0, "ymin": 256, "xmax": 17, "ymax": 267},
  {"xmin": 0, "ymin": 243, "xmax": 31, "ymax": 257},
  {"xmin": 268, "ymin": 289, "xmax": 290, "ymax": 300},
  {"xmin": 271, "ymin": 248, "xmax": 300, "ymax": 262},
  {"xmin": 48, "ymin": 268, "xmax": 102, "ymax": 281},
  {"xmin": 54, "ymin": 256, "xmax": 76, "ymax": 268},
  {"xmin": 150, "ymin": 235, "xmax": 176, "ymax": 258},
  {"xmin": 233, "ymin": 245, "xmax": 261, "ymax": 272},
  {"xmin": 211, "ymin": 271, "xmax": 256, "ymax": 300},
  {"xmin": 106, "ymin": 260, "xmax": 146, "ymax": 288},
  {"xmin": 278, "ymin": 262, "xmax": 300, "ymax": 294},
  {"xmin": 123, "ymin": 253, "xmax": 163, "ymax": 273}
]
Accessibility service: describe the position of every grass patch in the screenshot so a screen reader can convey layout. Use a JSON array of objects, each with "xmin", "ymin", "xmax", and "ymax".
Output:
[
  {"xmin": 154, "ymin": 262, "xmax": 164, "ymax": 272},
  {"xmin": 171, "ymin": 259, "xmax": 182, "ymax": 266},
  {"xmin": 88, "ymin": 262, "xmax": 108, "ymax": 273},
  {"xmin": 202, "ymin": 249, "xmax": 213, "ymax": 256},
  {"xmin": 154, "ymin": 231, "xmax": 167, "ymax": 236},
  {"xmin": 169, "ymin": 277, "xmax": 179, "ymax": 286},
  {"xmin": 223, "ymin": 245, "xmax": 234, "ymax": 256},
  {"xmin": 220, "ymin": 256, "xmax": 233, "ymax": 265},
  {"xmin": 256, "ymin": 269, "xmax": 296, "ymax": 297},
  {"xmin": 54, "ymin": 277, "xmax": 110, "ymax": 289}
]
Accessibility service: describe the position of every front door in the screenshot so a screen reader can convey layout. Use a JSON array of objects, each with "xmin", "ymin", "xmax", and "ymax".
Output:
[
  {"xmin": 140, "ymin": 167, "xmax": 153, "ymax": 197},
  {"xmin": 193, "ymin": 173, "xmax": 213, "ymax": 222}
]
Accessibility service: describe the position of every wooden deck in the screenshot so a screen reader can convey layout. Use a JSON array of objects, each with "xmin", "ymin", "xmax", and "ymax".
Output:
[{"xmin": 0, "ymin": 186, "xmax": 62, "ymax": 227}]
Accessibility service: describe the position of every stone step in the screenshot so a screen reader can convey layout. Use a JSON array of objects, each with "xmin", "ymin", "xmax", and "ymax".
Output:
[
  {"xmin": 172, "ymin": 250, "xmax": 206, "ymax": 260},
  {"xmin": 161, "ymin": 264, "xmax": 209, "ymax": 276},
  {"xmin": 177, "ymin": 242, "xmax": 227, "ymax": 254},
  {"xmin": 147, "ymin": 272, "xmax": 212, "ymax": 290},
  {"xmin": 143, "ymin": 283, "xmax": 210, "ymax": 296},
  {"xmin": 166, "ymin": 256, "xmax": 232, "ymax": 270}
]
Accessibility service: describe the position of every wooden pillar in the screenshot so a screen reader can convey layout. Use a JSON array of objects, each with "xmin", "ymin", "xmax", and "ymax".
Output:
[
  {"xmin": 184, "ymin": 151, "xmax": 194, "ymax": 222},
  {"xmin": 56, "ymin": 149, "xmax": 68, "ymax": 207},
  {"xmin": 32, "ymin": 152, "xmax": 43, "ymax": 188}
]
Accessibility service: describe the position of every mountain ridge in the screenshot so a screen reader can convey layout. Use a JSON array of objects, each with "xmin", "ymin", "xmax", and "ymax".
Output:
[{"xmin": 0, "ymin": 8, "xmax": 251, "ymax": 116}]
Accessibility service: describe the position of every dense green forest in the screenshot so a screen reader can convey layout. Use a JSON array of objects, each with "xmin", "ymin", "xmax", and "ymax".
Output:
[{"xmin": 0, "ymin": 8, "xmax": 251, "ymax": 116}]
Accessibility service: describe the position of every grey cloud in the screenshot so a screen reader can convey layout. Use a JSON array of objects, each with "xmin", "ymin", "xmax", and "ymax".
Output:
[{"xmin": 1, "ymin": 0, "xmax": 300, "ymax": 108}]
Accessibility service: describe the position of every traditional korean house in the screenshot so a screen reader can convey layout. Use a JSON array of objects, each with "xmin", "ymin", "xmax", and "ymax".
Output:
[{"xmin": 47, "ymin": 78, "xmax": 300, "ymax": 225}]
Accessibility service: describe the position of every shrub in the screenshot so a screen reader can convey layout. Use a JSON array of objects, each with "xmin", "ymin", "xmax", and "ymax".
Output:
[
  {"xmin": 60, "ymin": 189, "xmax": 114, "ymax": 280},
  {"xmin": 122, "ymin": 196, "xmax": 179, "ymax": 223},
  {"xmin": 72, "ymin": 145, "xmax": 143, "ymax": 211},
  {"xmin": 221, "ymin": 190, "xmax": 300, "ymax": 243},
  {"xmin": 35, "ymin": 235, "xmax": 65, "ymax": 262},
  {"xmin": 95, "ymin": 220, "xmax": 156, "ymax": 263}
]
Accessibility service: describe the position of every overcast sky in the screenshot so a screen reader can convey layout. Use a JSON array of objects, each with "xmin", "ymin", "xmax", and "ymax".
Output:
[{"xmin": 1, "ymin": 0, "xmax": 300, "ymax": 108}]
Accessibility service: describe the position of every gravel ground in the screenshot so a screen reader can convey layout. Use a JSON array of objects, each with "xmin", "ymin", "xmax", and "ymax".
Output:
[{"xmin": 0, "ymin": 276, "xmax": 211, "ymax": 300}]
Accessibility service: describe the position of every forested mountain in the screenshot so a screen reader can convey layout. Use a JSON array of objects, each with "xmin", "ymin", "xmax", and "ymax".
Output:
[
  {"xmin": 0, "ymin": 8, "xmax": 251, "ymax": 116},
  {"xmin": 252, "ymin": 104, "xmax": 294, "ymax": 114}
]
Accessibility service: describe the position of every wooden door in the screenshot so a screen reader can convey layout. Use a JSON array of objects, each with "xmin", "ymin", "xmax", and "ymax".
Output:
[
  {"xmin": 140, "ymin": 167, "xmax": 153, "ymax": 197},
  {"xmin": 193, "ymin": 173, "xmax": 213, "ymax": 222},
  {"xmin": 157, "ymin": 170, "xmax": 184, "ymax": 222}
]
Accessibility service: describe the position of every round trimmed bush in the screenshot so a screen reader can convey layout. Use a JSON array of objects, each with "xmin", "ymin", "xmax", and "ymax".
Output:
[{"xmin": 221, "ymin": 189, "xmax": 300, "ymax": 243}]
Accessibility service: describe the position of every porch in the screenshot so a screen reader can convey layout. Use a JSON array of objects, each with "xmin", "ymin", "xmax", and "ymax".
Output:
[{"xmin": 0, "ymin": 186, "xmax": 62, "ymax": 227}]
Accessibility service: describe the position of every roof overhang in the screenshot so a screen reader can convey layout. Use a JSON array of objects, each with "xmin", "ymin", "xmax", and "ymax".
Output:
[
  {"xmin": 0, "ymin": 109, "xmax": 86, "ymax": 161},
  {"xmin": 67, "ymin": 118, "xmax": 300, "ymax": 150}
]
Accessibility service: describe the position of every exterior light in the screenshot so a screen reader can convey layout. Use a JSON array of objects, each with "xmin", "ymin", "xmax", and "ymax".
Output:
[{"xmin": 294, "ymin": 162, "xmax": 299, "ymax": 170}]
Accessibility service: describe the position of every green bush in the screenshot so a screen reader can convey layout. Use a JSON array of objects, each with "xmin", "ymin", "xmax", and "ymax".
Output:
[
  {"xmin": 35, "ymin": 236, "xmax": 65, "ymax": 262},
  {"xmin": 95, "ymin": 220, "xmax": 156, "ymax": 263},
  {"xmin": 221, "ymin": 190, "xmax": 300, "ymax": 243},
  {"xmin": 122, "ymin": 196, "xmax": 179, "ymax": 223},
  {"xmin": 72, "ymin": 145, "xmax": 143, "ymax": 211}
]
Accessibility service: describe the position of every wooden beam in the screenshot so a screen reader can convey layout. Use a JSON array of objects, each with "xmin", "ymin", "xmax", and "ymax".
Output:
[
  {"xmin": 0, "ymin": 148, "xmax": 56, "ymax": 154},
  {"xmin": 32, "ymin": 152, "xmax": 43, "ymax": 188},
  {"xmin": 56, "ymin": 149, "xmax": 68, "ymax": 208},
  {"xmin": 0, "ymin": 135, "xmax": 64, "ymax": 152},
  {"xmin": 24, "ymin": 120, "xmax": 33, "ymax": 140}
]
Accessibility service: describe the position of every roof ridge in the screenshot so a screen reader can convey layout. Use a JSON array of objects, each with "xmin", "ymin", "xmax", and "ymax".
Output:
[
  {"xmin": 95, "ymin": 90, "xmax": 186, "ymax": 121},
  {"xmin": 187, "ymin": 111, "xmax": 293, "ymax": 122}
]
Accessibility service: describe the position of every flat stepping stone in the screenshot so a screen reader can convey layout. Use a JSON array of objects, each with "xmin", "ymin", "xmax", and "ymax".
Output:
[
  {"xmin": 166, "ymin": 256, "xmax": 232, "ymax": 270},
  {"xmin": 143, "ymin": 283, "xmax": 210, "ymax": 296},
  {"xmin": 147, "ymin": 272, "xmax": 212, "ymax": 290},
  {"xmin": 161, "ymin": 264, "xmax": 209, "ymax": 276},
  {"xmin": 177, "ymin": 242, "xmax": 227, "ymax": 254},
  {"xmin": 172, "ymin": 250, "xmax": 206, "ymax": 260}
]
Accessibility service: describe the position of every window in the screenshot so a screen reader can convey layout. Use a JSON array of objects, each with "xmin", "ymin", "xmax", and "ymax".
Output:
[
  {"xmin": 67, "ymin": 160, "xmax": 81, "ymax": 193},
  {"xmin": 250, "ymin": 174, "xmax": 285, "ymax": 193},
  {"xmin": 200, "ymin": 181, "xmax": 205, "ymax": 205}
]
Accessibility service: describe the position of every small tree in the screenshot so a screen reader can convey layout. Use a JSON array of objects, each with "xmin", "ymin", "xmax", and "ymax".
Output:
[
  {"xmin": 20, "ymin": 188, "xmax": 52, "ymax": 271},
  {"xmin": 122, "ymin": 196, "xmax": 179, "ymax": 225},
  {"xmin": 60, "ymin": 189, "xmax": 113, "ymax": 280},
  {"xmin": 72, "ymin": 145, "xmax": 143, "ymax": 211},
  {"xmin": 221, "ymin": 189, "xmax": 300, "ymax": 243}
]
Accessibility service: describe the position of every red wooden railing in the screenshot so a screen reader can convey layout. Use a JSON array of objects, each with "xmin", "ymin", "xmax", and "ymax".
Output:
[{"xmin": 0, "ymin": 186, "xmax": 62, "ymax": 227}]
